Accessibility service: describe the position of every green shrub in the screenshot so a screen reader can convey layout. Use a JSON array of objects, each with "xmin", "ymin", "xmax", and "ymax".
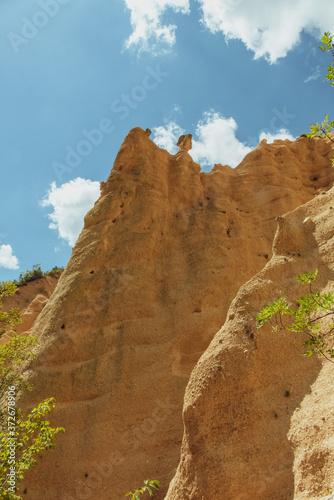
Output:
[
  {"xmin": 0, "ymin": 282, "xmax": 22, "ymax": 336},
  {"xmin": 0, "ymin": 335, "xmax": 38, "ymax": 397},
  {"xmin": 12, "ymin": 265, "xmax": 64, "ymax": 287},
  {"xmin": 44, "ymin": 266, "xmax": 64, "ymax": 278},
  {"xmin": 13, "ymin": 265, "xmax": 43, "ymax": 287}
]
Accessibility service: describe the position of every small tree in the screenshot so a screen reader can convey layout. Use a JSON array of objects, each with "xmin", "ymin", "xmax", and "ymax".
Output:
[
  {"xmin": 0, "ymin": 282, "xmax": 21, "ymax": 337},
  {"xmin": 0, "ymin": 398, "xmax": 64, "ymax": 500},
  {"xmin": 0, "ymin": 335, "xmax": 38, "ymax": 399},
  {"xmin": 308, "ymin": 32, "xmax": 334, "ymax": 147},
  {"xmin": 257, "ymin": 270, "xmax": 334, "ymax": 363}
]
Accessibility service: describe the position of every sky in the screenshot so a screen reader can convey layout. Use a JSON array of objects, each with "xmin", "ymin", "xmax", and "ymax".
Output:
[{"xmin": 0, "ymin": 0, "xmax": 334, "ymax": 282}]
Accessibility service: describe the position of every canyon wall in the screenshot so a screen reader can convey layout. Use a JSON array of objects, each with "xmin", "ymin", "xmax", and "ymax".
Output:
[
  {"xmin": 165, "ymin": 184, "xmax": 334, "ymax": 500},
  {"xmin": 13, "ymin": 128, "xmax": 334, "ymax": 499},
  {"xmin": 0, "ymin": 275, "xmax": 59, "ymax": 345}
]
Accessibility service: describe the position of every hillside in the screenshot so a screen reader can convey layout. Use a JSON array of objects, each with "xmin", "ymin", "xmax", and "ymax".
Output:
[{"xmin": 1, "ymin": 275, "xmax": 60, "ymax": 345}]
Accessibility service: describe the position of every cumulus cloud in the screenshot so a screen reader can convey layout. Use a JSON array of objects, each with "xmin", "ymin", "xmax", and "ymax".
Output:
[
  {"xmin": 0, "ymin": 244, "xmax": 19, "ymax": 270},
  {"xmin": 153, "ymin": 121, "xmax": 185, "ymax": 153},
  {"xmin": 198, "ymin": 0, "xmax": 334, "ymax": 63},
  {"xmin": 152, "ymin": 111, "xmax": 252, "ymax": 167},
  {"xmin": 152, "ymin": 111, "xmax": 298, "ymax": 167},
  {"xmin": 40, "ymin": 178, "xmax": 100, "ymax": 247},
  {"xmin": 123, "ymin": 0, "xmax": 334, "ymax": 60},
  {"xmin": 191, "ymin": 111, "xmax": 252, "ymax": 167},
  {"xmin": 259, "ymin": 128, "xmax": 296, "ymax": 143},
  {"xmin": 123, "ymin": 0, "xmax": 190, "ymax": 53}
]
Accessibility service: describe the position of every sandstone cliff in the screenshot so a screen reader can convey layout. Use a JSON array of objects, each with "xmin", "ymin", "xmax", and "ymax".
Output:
[
  {"xmin": 13, "ymin": 128, "xmax": 334, "ymax": 499},
  {"xmin": 0, "ymin": 275, "xmax": 59, "ymax": 345},
  {"xmin": 165, "ymin": 184, "xmax": 334, "ymax": 500}
]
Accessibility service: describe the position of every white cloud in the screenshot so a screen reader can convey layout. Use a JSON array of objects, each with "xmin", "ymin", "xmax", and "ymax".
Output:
[
  {"xmin": 198, "ymin": 0, "xmax": 334, "ymax": 63},
  {"xmin": 123, "ymin": 0, "xmax": 190, "ymax": 53},
  {"xmin": 152, "ymin": 111, "xmax": 298, "ymax": 167},
  {"xmin": 191, "ymin": 111, "xmax": 252, "ymax": 167},
  {"xmin": 0, "ymin": 244, "xmax": 19, "ymax": 270},
  {"xmin": 152, "ymin": 111, "xmax": 252, "ymax": 167},
  {"xmin": 153, "ymin": 121, "xmax": 185, "ymax": 153},
  {"xmin": 259, "ymin": 128, "xmax": 296, "ymax": 143},
  {"xmin": 40, "ymin": 178, "xmax": 100, "ymax": 247},
  {"xmin": 123, "ymin": 0, "xmax": 334, "ymax": 60}
]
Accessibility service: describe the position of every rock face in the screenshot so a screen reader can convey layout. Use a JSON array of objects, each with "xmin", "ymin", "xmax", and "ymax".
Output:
[
  {"xmin": 16, "ymin": 128, "xmax": 334, "ymax": 499},
  {"xmin": 165, "ymin": 186, "xmax": 334, "ymax": 500},
  {"xmin": 0, "ymin": 276, "xmax": 59, "ymax": 345}
]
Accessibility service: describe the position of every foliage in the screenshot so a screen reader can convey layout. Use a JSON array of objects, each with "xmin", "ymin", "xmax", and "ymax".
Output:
[
  {"xmin": 44, "ymin": 266, "xmax": 64, "ymax": 278},
  {"xmin": 12, "ymin": 264, "xmax": 64, "ymax": 287},
  {"xmin": 0, "ymin": 282, "xmax": 64, "ymax": 499},
  {"xmin": 0, "ymin": 335, "xmax": 38, "ymax": 396},
  {"xmin": 320, "ymin": 31, "xmax": 334, "ymax": 86},
  {"xmin": 256, "ymin": 270, "xmax": 334, "ymax": 363},
  {"xmin": 0, "ymin": 398, "xmax": 65, "ymax": 500},
  {"xmin": 0, "ymin": 283, "xmax": 35, "ymax": 394},
  {"xmin": 13, "ymin": 264, "xmax": 43, "ymax": 287},
  {"xmin": 308, "ymin": 32, "xmax": 334, "ymax": 148},
  {"xmin": 0, "ymin": 282, "xmax": 21, "ymax": 337},
  {"xmin": 125, "ymin": 480, "xmax": 161, "ymax": 499},
  {"xmin": 309, "ymin": 114, "xmax": 334, "ymax": 143}
]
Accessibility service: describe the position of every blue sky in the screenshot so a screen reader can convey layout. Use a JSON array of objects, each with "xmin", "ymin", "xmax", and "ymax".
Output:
[{"xmin": 0, "ymin": 0, "xmax": 333, "ymax": 282}]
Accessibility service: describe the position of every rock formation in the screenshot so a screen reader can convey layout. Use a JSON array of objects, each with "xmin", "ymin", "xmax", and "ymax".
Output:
[
  {"xmin": 165, "ymin": 185, "xmax": 334, "ymax": 500},
  {"xmin": 12, "ymin": 128, "xmax": 334, "ymax": 499},
  {"xmin": 0, "ymin": 276, "xmax": 59, "ymax": 345}
]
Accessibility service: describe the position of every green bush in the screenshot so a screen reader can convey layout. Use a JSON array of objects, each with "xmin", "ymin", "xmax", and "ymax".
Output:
[
  {"xmin": 12, "ymin": 264, "xmax": 64, "ymax": 287},
  {"xmin": 0, "ymin": 282, "xmax": 22, "ymax": 336},
  {"xmin": 13, "ymin": 265, "xmax": 43, "ymax": 287},
  {"xmin": 44, "ymin": 266, "xmax": 64, "ymax": 278}
]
